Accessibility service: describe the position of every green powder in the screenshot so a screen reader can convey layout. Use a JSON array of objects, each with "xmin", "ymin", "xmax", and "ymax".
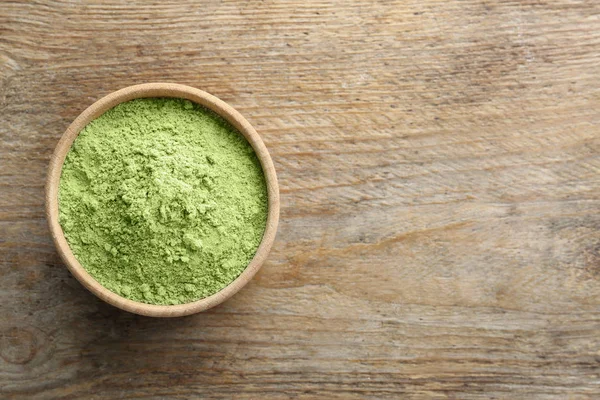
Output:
[{"xmin": 59, "ymin": 98, "xmax": 268, "ymax": 305}]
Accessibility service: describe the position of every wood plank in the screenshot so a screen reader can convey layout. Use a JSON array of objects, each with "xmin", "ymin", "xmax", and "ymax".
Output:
[{"xmin": 1, "ymin": 0, "xmax": 599, "ymax": 398}]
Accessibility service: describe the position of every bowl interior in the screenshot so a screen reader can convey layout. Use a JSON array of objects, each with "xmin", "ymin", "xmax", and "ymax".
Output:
[{"xmin": 46, "ymin": 83, "xmax": 279, "ymax": 317}]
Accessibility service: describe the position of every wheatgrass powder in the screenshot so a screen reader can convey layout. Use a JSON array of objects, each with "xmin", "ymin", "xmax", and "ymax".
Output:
[{"xmin": 58, "ymin": 98, "xmax": 268, "ymax": 305}]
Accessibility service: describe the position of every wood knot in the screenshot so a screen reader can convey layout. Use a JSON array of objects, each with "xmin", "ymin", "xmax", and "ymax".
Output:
[{"xmin": 0, "ymin": 327, "xmax": 39, "ymax": 364}]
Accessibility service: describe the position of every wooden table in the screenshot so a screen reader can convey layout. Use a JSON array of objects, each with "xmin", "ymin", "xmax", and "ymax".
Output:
[{"xmin": 1, "ymin": 1, "xmax": 599, "ymax": 398}]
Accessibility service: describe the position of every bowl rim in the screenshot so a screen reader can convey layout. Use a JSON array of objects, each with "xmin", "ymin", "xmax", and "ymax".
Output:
[{"xmin": 45, "ymin": 83, "xmax": 280, "ymax": 317}]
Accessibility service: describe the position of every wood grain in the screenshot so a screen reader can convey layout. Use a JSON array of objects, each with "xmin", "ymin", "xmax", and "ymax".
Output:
[{"xmin": 1, "ymin": 0, "xmax": 599, "ymax": 398}]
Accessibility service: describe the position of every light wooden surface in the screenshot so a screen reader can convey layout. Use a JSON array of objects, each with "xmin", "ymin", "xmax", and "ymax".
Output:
[{"xmin": 1, "ymin": 0, "xmax": 599, "ymax": 398}]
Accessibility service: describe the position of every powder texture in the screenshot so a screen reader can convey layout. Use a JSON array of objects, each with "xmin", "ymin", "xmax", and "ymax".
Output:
[{"xmin": 59, "ymin": 98, "xmax": 268, "ymax": 305}]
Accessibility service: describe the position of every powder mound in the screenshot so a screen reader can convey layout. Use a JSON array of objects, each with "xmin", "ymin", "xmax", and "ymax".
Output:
[{"xmin": 59, "ymin": 98, "xmax": 268, "ymax": 305}]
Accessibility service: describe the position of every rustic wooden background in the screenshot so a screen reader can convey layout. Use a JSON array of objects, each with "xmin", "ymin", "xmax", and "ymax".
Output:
[{"xmin": 1, "ymin": 0, "xmax": 600, "ymax": 398}]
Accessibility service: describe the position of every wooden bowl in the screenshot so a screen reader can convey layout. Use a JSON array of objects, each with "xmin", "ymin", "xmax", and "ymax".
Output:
[{"xmin": 46, "ymin": 83, "xmax": 279, "ymax": 317}]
